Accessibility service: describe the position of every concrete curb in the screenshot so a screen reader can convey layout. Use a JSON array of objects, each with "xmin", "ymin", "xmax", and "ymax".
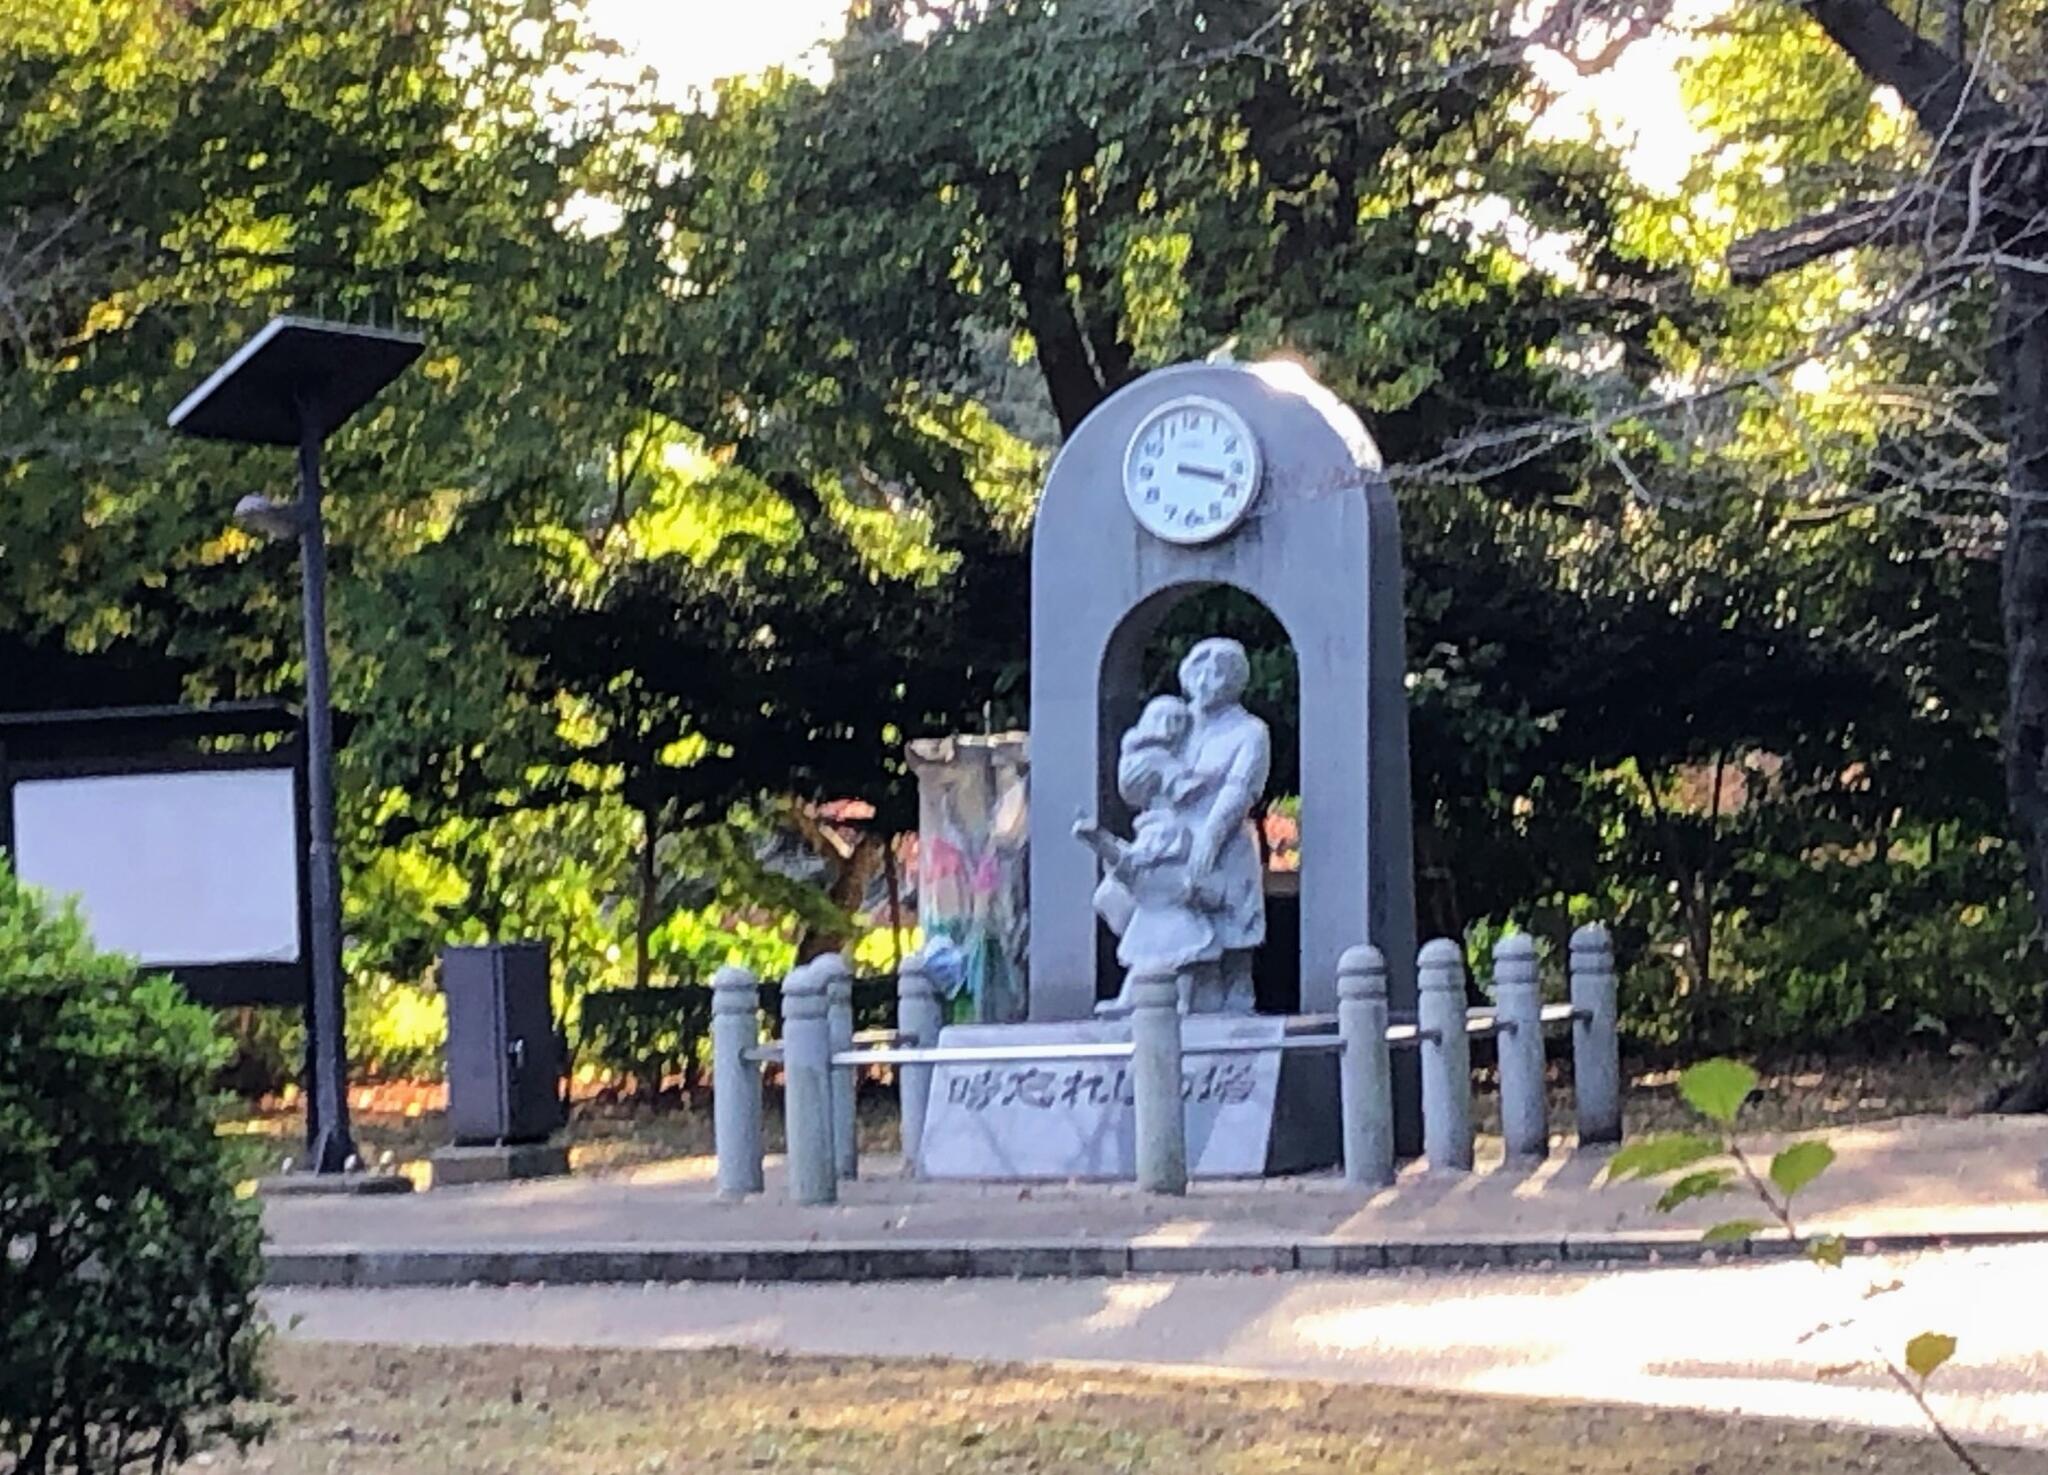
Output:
[{"xmin": 262, "ymin": 1228, "xmax": 2048, "ymax": 1289}]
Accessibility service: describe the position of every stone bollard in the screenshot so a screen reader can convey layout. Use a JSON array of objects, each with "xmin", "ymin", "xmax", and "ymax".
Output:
[
  {"xmin": 1130, "ymin": 968, "xmax": 1187, "ymax": 1195},
  {"xmin": 780, "ymin": 961, "xmax": 837, "ymax": 1205},
  {"xmin": 1337, "ymin": 944, "xmax": 1395, "ymax": 1188},
  {"xmin": 1492, "ymin": 933, "xmax": 1549, "ymax": 1162},
  {"xmin": 1417, "ymin": 938, "xmax": 1474, "ymax": 1172},
  {"xmin": 1570, "ymin": 923, "xmax": 1623, "ymax": 1145},
  {"xmin": 896, "ymin": 951, "xmax": 944, "ymax": 1174},
  {"xmin": 710, "ymin": 964, "xmax": 765, "ymax": 1199},
  {"xmin": 817, "ymin": 954, "xmax": 858, "ymax": 1181}
]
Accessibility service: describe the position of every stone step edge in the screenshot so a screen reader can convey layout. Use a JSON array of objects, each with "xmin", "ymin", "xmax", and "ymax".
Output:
[{"xmin": 262, "ymin": 1229, "xmax": 2046, "ymax": 1288}]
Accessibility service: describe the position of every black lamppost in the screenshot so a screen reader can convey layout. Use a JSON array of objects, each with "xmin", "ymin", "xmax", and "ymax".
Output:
[{"xmin": 170, "ymin": 317, "xmax": 422, "ymax": 1174}]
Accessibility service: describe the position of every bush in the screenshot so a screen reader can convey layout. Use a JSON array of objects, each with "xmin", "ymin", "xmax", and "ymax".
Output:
[
  {"xmin": 579, "ymin": 985, "xmax": 706, "ymax": 1097},
  {"xmin": 346, "ymin": 973, "xmax": 447, "ymax": 1082},
  {"xmin": 0, "ymin": 861, "xmax": 267, "ymax": 1474}
]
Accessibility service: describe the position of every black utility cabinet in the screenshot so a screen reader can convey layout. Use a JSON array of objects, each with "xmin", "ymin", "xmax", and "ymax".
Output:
[{"xmin": 443, "ymin": 942, "xmax": 563, "ymax": 1145}]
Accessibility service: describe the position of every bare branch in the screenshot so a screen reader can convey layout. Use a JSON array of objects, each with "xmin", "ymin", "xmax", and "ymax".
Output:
[{"xmin": 1545, "ymin": 0, "xmax": 1678, "ymax": 75}]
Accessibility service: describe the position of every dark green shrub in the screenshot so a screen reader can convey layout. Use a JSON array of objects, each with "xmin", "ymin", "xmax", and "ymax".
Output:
[
  {"xmin": 579, "ymin": 985, "xmax": 706, "ymax": 1097},
  {"xmin": 0, "ymin": 861, "xmax": 267, "ymax": 1474},
  {"xmin": 576, "ymin": 976, "xmax": 901, "ymax": 1099}
]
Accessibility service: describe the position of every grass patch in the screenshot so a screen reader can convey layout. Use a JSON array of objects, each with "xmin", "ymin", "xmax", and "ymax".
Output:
[{"xmin": 198, "ymin": 1341, "xmax": 2030, "ymax": 1473}]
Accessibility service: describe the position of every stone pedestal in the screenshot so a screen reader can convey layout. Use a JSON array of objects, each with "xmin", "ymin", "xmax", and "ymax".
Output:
[
  {"xmin": 916, "ymin": 1015, "xmax": 1338, "ymax": 1180},
  {"xmin": 427, "ymin": 1141, "xmax": 570, "ymax": 1188}
]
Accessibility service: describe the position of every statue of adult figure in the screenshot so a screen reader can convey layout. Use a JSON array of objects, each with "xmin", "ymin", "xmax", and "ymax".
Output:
[{"xmin": 1172, "ymin": 637, "xmax": 1270, "ymax": 1014}]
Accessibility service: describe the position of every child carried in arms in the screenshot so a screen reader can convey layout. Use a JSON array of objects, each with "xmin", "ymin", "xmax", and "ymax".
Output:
[{"xmin": 1072, "ymin": 695, "xmax": 1225, "ymax": 1016}]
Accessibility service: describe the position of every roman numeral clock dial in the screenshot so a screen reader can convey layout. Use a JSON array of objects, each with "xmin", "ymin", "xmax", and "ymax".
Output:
[{"xmin": 1121, "ymin": 395, "xmax": 1263, "ymax": 545}]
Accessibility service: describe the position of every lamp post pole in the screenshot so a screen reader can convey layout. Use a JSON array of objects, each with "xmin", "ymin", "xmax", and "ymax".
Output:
[
  {"xmin": 169, "ymin": 316, "xmax": 421, "ymax": 1179},
  {"xmin": 294, "ymin": 401, "xmax": 355, "ymax": 1172}
]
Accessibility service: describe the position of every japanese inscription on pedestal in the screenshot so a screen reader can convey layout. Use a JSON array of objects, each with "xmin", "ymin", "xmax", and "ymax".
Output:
[{"xmin": 918, "ymin": 1015, "xmax": 1287, "ymax": 1180}]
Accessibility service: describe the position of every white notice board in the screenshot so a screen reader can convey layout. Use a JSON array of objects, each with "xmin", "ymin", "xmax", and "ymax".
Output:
[{"xmin": 11, "ymin": 768, "xmax": 301, "ymax": 966}]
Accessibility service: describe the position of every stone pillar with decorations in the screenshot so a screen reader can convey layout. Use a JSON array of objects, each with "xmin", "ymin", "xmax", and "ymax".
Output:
[{"xmin": 905, "ymin": 733, "xmax": 1030, "ymax": 1024}]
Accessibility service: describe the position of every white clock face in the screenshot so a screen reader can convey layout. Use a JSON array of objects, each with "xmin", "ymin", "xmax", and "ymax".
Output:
[{"xmin": 1121, "ymin": 396, "xmax": 1262, "ymax": 545}]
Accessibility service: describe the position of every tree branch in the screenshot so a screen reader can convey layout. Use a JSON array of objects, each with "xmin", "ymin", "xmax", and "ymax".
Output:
[
  {"xmin": 1799, "ymin": 0, "xmax": 2004, "ymax": 135},
  {"xmin": 1727, "ymin": 188, "xmax": 1927, "ymax": 282},
  {"xmin": 1726, "ymin": 96, "xmax": 2043, "ymax": 285}
]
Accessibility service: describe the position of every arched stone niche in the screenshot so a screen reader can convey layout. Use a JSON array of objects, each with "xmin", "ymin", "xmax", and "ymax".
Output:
[{"xmin": 1028, "ymin": 359, "xmax": 1417, "ymax": 1022}]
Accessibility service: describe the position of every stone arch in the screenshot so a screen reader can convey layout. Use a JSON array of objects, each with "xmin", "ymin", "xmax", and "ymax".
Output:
[{"xmin": 1028, "ymin": 359, "xmax": 1416, "ymax": 1021}]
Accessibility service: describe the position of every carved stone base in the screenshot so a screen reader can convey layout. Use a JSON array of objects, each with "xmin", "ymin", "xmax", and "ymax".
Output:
[
  {"xmin": 428, "ymin": 1141, "xmax": 571, "ymax": 1188},
  {"xmin": 1093, "ymin": 959, "xmax": 1256, "ymax": 1018},
  {"xmin": 916, "ymin": 1015, "xmax": 1339, "ymax": 1180}
]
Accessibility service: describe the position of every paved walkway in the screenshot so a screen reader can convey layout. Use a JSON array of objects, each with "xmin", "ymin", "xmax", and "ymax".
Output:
[
  {"xmin": 264, "ymin": 1115, "xmax": 2048, "ymax": 1278},
  {"xmin": 271, "ymin": 1242, "xmax": 2048, "ymax": 1452}
]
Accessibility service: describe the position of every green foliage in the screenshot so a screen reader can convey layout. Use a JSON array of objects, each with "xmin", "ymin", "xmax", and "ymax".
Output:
[
  {"xmin": 1600, "ymin": 817, "xmax": 2038, "ymax": 1057},
  {"xmin": 1806, "ymin": 1232, "xmax": 1848, "ymax": 1269},
  {"xmin": 647, "ymin": 905, "xmax": 805, "ymax": 990},
  {"xmin": 1654, "ymin": 1168, "xmax": 1736, "ymax": 1212},
  {"xmin": 0, "ymin": 861, "xmax": 266, "ymax": 1474},
  {"xmin": 349, "ymin": 977, "xmax": 447, "ymax": 1082},
  {"xmin": 1700, "ymin": 1219, "xmax": 1768, "ymax": 1243},
  {"xmin": 1904, "ymin": 1332, "xmax": 1958, "ymax": 1382},
  {"xmin": 1559, "ymin": 0, "xmax": 2045, "ymax": 1077},
  {"xmin": 1604, "ymin": 1132, "xmax": 1722, "ymax": 1182},
  {"xmin": 577, "ymin": 985, "xmax": 705, "ymax": 1096},
  {"xmin": 1616, "ymin": 1054, "xmax": 1968, "ymax": 1458},
  {"xmin": 0, "ymin": 0, "xmax": 2037, "ymax": 1079},
  {"xmin": 1769, "ymin": 1141, "xmax": 1836, "ymax": 1197},
  {"xmin": 1677, "ymin": 1059, "xmax": 1758, "ymax": 1125},
  {"xmin": 1614, "ymin": 1060, "xmax": 1826, "ymax": 1238}
]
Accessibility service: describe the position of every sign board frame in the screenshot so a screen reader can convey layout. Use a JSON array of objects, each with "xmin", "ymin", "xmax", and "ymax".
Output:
[{"xmin": 0, "ymin": 705, "xmax": 311, "ymax": 1007}]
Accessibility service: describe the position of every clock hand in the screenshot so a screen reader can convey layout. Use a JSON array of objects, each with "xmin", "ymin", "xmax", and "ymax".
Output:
[{"xmin": 1176, "ymin": 464, "xmax": 1228, "ymax": 482}]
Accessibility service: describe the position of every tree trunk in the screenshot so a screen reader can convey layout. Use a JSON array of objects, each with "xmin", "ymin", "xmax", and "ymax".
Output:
[
  {"xmin": 1787, "ymin": 0, "xmax": 2047, "ymax": 1109},
  {"xmin": 635, "ymin": 801, "xmax": 659, "ymax": 990},
  {"xmin": 1012, "ymin": 228, "xmax": 1110, "ymax": 436},
  {"xmin": 883, "ymin": 838, "xmax": 905, "ymax": 974},
  {"xmin": 1988, "ymin": 265, "xmax": 2048, "ymax": 1112}
]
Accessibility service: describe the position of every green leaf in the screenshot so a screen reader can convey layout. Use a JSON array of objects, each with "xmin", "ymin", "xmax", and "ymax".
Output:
[
  {"xmin": 1604, "ymin": 1133, "xmax": 1722, "ymax": 1183},
  {"xmin": 1769, "ymin": 1140, "xmax": 1835, "ymax": 1198},
  {"xmin": 1655, "ymin": 1168, "xmax": 1736, "ymax": 1212},
  {"xmin": 1701, "ymin": 1218, "xmax": 1767, "ymax": 1243},
  {"xmin": 1904, "ymin": 1331, "xmax": 1957, "ymax": 1381},
  {"xmin": 1807, "ymin": 1233, "xmax": 1847, "ymax": 1268},
  {"xmin": 1678, "ymin": 1059, "xmax": 1759, "ymax": 1125}
]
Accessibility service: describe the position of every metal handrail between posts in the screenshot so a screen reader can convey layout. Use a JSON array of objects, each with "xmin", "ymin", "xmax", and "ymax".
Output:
[{"xmin": 829, "ymin": 1041, "xmax": 1136, "ymax": 1068}]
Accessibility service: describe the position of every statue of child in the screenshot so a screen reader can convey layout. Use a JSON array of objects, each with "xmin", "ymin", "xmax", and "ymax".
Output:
[
  {"xmin": 1116, "ymin": 694, "xmax": 1193, "ymax": 812},
  {"xmin": 1075, "ymin": 697, "xmax": 1224, "ymax": 1015},
  {"xmin": 1088, "ymin": 693, "xmax": 1193, "ymax": 944}
]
